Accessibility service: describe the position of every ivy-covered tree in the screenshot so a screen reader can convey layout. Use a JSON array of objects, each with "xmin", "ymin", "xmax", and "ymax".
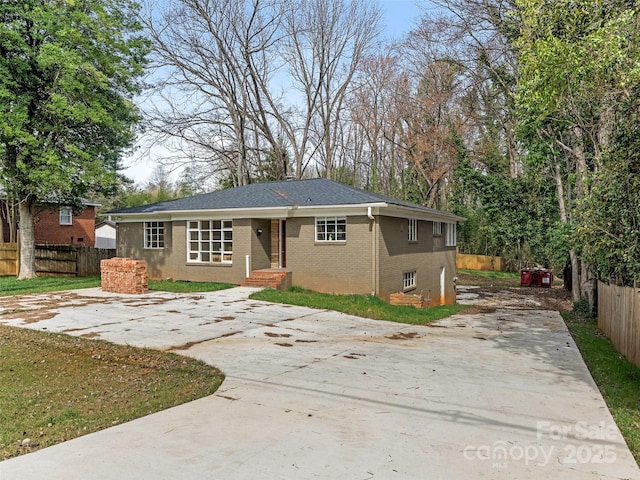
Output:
[
  {"xmin": 450, "ymin": 133, "xmax": 558, "ymax": 265},
  {"xmin": 0, "ymin": 0, "xmax": 148, "ymax": 278},
  {"xmin": 575, "ymin": 91, "xmax": 640, "ymax": 286},
  {"xmin": 515, "ymin": 0, "xmax": 640, "ymax": 304}
]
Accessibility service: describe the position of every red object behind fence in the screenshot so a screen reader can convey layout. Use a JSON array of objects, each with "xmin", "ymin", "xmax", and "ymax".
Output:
[
  {"xmin": 520, "ymin": 268, "xmax": 553, "ymax": 288},
  {"xmin": 520, "ymin": 269, "xmax": 533, "ymax": 286}
]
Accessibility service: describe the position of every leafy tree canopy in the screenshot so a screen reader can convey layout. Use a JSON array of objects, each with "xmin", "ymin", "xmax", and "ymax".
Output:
[
  {"xmin": 0, "ymin": 0, "xmax": 149, "ymax": 278},
  {"xmin": 575, "ymin": 92, "xmax": 640, "ymax": 286},
  {"xmin": 0, "ymin": 0, "xmax": 149, "ymax": 206}
]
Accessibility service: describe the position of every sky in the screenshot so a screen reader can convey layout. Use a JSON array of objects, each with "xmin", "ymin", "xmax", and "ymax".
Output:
[{"xmin": 121, "ymin": 0, "xmax": 428, "ymax": 185}]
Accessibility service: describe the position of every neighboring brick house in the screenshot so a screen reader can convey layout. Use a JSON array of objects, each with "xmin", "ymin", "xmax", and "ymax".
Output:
[
  {"xmin": 1, "ymin": 200, "xmax": 100, "ymax": 246},
  {"xmin": 110, "ymin": 179, "xmax": 464, "ymax": 305}
]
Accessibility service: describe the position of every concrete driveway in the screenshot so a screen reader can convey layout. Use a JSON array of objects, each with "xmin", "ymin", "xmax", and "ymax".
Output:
[{"xmin": 0, "ymin": 287, "xmax": 638, "ymax": 479}]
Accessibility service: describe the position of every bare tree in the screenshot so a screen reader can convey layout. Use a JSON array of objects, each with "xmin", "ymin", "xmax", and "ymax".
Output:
[
  {"xmin": 142, "ymin": 0, "xmax": 381, "ymax": 185},
  {"xmin": 280, "ymin": 0, "xmax": 382, "ymax": 179},
  {"xmin": 350, "ymin": 52, "xmax": 406, "ymax": 194},
  {"xmin": 143, "ymin": 0, "xmax": 285, "ymax": 186},
  {"xmin": 427, "ymin": 0, "xmax": 521, "ymax": 178}
]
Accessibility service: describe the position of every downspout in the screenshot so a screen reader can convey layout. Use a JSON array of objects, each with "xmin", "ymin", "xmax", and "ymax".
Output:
[{"xmin": 368, "ymin": 207, "xmax": 376, "ymax": 296}]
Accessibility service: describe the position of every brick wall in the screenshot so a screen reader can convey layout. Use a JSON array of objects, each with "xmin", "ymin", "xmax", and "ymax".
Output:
[
  {"xmin": 35, "ymin": 205, "xmax": 97, "ymax": 246},
  {"xmin": 285, "ymin": 216, "xmax": 373, "ymax": 296},
  {"xmin": 101, "ymin": 257, "xmax": 148, "ymax": 294}
]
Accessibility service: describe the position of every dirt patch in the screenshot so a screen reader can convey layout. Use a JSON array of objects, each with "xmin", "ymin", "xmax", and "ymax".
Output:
[
  {"xmin": 386, "ymin": 332, "xmax": 420, "ymax": 340},
  {"xmin": 457, "ymin": 306, "xmax": 497, "ymax": 315},
  {"xmin": 344, "ymin": 353, "xmax": 366, "ymax": 359},
  {"xmin": 458, "ymin": 284, "xmax": 571, "ymax": 311},
  {"xmin": 0, "ymin": 292, "xmax": 115, "ymax": 325},
  {"xmin": 295, "ymin": 339, "xmax": 318, "ymax": 343},
  {"xmin": 80, "ymin": 332, "xmax": 101, "ymax": 339},
  {"xmin": 275, "ymin": 342, "xmax": 293, "ymax": 347},
  {"xmin": 171, "ymin": 331, "xmax": 238, "ymax": 351},
  {"xmin": 264, "ymin": 332, "xmax": 292, "ymax": 338},
  {"xmin": 216, "ymin": 394, "xmax": 239, "ymax": 401}
]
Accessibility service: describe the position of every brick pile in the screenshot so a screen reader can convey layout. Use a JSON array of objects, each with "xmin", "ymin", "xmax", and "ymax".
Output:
[
  {"xmin": 101, "ymin": 257, "xmax": 148, "ymax": 294},
  {"xmin": 389, "ymin": 292, "xmax": 429, "ymax": 309}
]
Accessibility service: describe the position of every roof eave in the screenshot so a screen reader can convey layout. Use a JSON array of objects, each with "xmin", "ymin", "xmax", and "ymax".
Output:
[{"xmin": 110, "ymin": 202, "xmax": 465, "ymax": 223}]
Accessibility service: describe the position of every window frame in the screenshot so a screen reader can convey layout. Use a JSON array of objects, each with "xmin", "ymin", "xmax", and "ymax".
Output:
[
  {"xmin": 408, "ymin": 218, "xmax": 418, "ymax": 242},
  {"xmin": 59, "ymin": 207, "xmax": 73, "ymax": 226},
  {"xmin": 187, "ymin": 220, "xmax": 233, "ymax": 264},
  {"xmin": 403, "ymin": 270, "xmax": 417, "ymax": 291},
  {"xmin": 433, "ymin": 221, "xmax": 442, "ymax": 236},
  {"xmin": 144, "ymin": 221, "xmax": 165, "ymax": 249},
  {"xmin": 445, "ymin": 222, "xmax": 457, "ymax": 246},
  {"xmin": 315, "ymin": 216, "xmax": 347, "ymax": 242}
]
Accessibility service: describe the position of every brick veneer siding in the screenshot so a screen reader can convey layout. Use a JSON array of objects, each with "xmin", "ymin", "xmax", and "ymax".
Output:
[
  {"xmin": 114, "ymin": 214, "xmax": 458, "ymax": 303},
  {"xmin": 35, "ymin": 205, "xmax": 97, "ymax": 246},
  {"xmin": 101, "ymin": 257, "xmax": 148, "ymax": 294},
  {"xmin": 116, "ymin": 219, "xmax": 261, "ymax": 284},
  {"xmin": 376, "ymin": 217, "xmax": 457, "ymax": 305},
  {"xmin": 285, "ymin": 215, "xmax": 373, "ymax": 296}
]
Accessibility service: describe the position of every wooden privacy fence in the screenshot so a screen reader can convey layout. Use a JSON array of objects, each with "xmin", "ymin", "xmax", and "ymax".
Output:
[
  {"xmin": 0, "ymin": 244, "xmax": 116, "ymax": 277},
  {"xmin": 456, "ymin": 253, "xmax": 501, "ymax": 271},
  {"xmin": 456, "ymin": 252, "xmax": 539, "ymax": 273},
  {"xmin": 0, "ymin": 243, "xmax": 18, "ymax": 276},
  {"xmin": 597, "ymin": 281, "xmax": 640, "ymax": 369}
]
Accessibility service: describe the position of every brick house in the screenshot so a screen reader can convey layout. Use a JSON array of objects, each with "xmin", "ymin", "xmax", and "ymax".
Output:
[
  {"xmin": 1, "ymin": 200, "xmax": 100, "ymax": 246},
  {"xmin": 110, "ymin": 179, "xmax": 464, "ymax": 304}
]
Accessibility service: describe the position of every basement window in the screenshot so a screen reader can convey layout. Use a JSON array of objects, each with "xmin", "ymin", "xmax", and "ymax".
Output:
[{"xmin": 403, "ymin": 271, "xmax": 417, "ymax": 290}]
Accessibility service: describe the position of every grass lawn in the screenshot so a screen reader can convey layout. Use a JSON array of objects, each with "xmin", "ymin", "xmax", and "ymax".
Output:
[
  {"xmin": 148, "ymin": 279, "xmax": 234, "ymax": 293},
  {"xmin": 563, "ymin": 312, "xmax": 640, "ymax": 464},
  {"xmin": 250, "ymin": 286, "xmax": 468, "ymax": 325},
  {"xmin": 0, "ymin": 276, "xmax": 102, "ymax": 296},
  {"xmin": 0, "ymin": 325, "xmax": 223, "ymax": 460},
  {"xmin": 0, "ymin": 275, "xmax": 234, "ymax": 460},
  {"xmin": 0, "ymin": 275, "xmax": 234, "ymax": 296}
]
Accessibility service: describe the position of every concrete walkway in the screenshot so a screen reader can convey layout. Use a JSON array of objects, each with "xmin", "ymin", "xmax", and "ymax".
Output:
[{"xmin": 0, "ymin": 287, "xmax": 638, "ymax": 479}]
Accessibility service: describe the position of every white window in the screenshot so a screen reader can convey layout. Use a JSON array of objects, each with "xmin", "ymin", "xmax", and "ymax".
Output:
[
  {"xmin": 433, "ymin": 221, "xmax": 442, "ymax": 236},
  {"xmin": 187, "ymin": 220, "xmax": 233, "ymax": 263},
  {"xmin": 408, "ymin": 219, "xmax": 418, "ymax": 242},
  {"xmin": 403, "ymin": 271, "xmax": 416, "ymax": 290},
  {"xmin": 316, "ymin": 216, "xmax": 346, "ymax": 242},
  {"xmin": 144, "ymin": 221, "xmax": 165, "ymax": 249},
  {"xmin": 60, "ymin": 207, "xmax": 73, "ymax": 225},
  {"xmin": 445, "ymin": 222, "xmax": 457, "ymax": 246}
]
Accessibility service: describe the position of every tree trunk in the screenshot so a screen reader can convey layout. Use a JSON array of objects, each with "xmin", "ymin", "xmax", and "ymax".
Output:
[
  {"xmin": 569, "ymin": 249, "xmax": 581, "ymax": 303},
  {"xmin": 17, "ymin": 197, "xmax": 37, "ymax": 280},
  {"xmin": 553, "ymin": 159, "xmax": 583, "ymax": 302}
]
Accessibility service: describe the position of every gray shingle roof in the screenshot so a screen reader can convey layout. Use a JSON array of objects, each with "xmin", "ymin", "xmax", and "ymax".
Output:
[{"xmin": 110, "ymin": 178, "xmax": 460, "ymax": 219}]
